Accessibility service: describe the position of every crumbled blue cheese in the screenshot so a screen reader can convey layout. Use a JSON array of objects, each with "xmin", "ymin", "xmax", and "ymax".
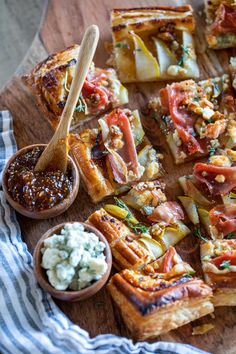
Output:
[{"xmin": 41, "ymin": 223, "xmax": 107, "ymax": 291}]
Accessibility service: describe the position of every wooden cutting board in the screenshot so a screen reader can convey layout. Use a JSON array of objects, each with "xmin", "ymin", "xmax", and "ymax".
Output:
[{"xmin": 0, "ymin": 1, "xmax": 236, "ymax": 353}]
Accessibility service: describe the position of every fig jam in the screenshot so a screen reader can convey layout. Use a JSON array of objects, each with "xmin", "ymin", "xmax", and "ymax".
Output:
[{"xmin": 7, "ymin": 147, "xmax": 73, "ymax": 211}]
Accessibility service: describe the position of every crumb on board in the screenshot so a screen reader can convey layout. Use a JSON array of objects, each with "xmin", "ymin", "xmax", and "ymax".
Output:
[{"xmin": 192, "ymin": 324, "xmax": 214, "ymax": 335}]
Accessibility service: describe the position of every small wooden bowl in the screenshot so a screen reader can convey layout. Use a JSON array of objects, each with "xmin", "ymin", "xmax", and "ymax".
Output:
[
  {"xmin": 2, "ymin": 144, "xmax": 79, "ymax": 219},
  {"xmin": 33, "ymin": 222, "xmax": 112, "ymax": 301}
]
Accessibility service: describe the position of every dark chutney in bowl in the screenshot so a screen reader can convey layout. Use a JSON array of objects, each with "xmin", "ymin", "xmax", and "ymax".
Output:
[{"xmin": 6, "ymin": 146, "xmax": 73, "ymax": 212}]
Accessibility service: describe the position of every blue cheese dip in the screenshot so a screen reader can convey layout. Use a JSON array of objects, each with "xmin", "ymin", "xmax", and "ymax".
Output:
[{"xmin": 41, "ymin": 223, "xmax": 107, "ymax": 290}]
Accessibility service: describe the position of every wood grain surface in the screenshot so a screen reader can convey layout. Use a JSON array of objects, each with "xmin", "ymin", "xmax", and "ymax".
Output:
[{"xmin": 0, "ymin": 1, "xmax": 236, "ymax": 353}]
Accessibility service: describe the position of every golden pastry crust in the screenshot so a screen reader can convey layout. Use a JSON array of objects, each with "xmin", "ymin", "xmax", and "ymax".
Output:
[
  {"xmin": 70, "ymin": 108, "xmax": 163, "ymax": 202},
  {"xmin": 204, "ymin": 0, "xmax": 236, "ymax": 49},
  {"xmin": 22, "ymin": 44, "xmax": 128, "ymax": 129},
  {"xmin": 148, "ymin": 75, "xmax": 236, "ymax": 164},
  {"xmin": 201, "ymin": 239, "xmax": 236, "ymax": 306},
  {"xmin": 110, "ymin": 6, "xmax": 199, "ymax": 83},
  {"xmin": 108, "ymin": 248, "xmax": 213, "ymax": 339}
]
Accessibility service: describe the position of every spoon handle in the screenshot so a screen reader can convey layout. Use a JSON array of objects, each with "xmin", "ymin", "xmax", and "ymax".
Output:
[
  {"xmin": 58, "ymin": 25, "xmax": 100, "ymax": 136},
  {"xmin": 35, "ymin": 25, "xmax": 99, "ymax": 172}
]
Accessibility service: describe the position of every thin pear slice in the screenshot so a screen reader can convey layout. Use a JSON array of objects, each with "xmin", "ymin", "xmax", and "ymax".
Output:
[
  {"xmin": 130, "ymin": 31, "xmax": 160, "ymax": 81},
  {"xmin": 157, "ymin": 222, "xmax": 189, "ymax": 250},
  {"xmin": 138, "ymin": 236, "xmax": 163, "ymax": 259},
  {"xmin": 152, "ymin": 37, "xmax": 176, "ymax": 74},
  {"xmin": 198, "ymin": 208, "xmax": 211, "ymax": 236},
  {"xmin": 222, "ymin": 192, "xmax": 236, "ymax": 205},
  {"xmin": 179, "ymin": 176, "xmax": 212, "ymax": 207},
  {"xmin": 178, "ymin": 196, "xmax": 199, "ymax": 225},
  {"xmin": 104, "ymin": 204, "xmax": 139, "ymax": 224}
]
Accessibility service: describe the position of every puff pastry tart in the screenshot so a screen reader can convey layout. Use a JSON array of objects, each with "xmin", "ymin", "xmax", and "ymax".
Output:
[
  {"xmin": 70, "ymin": 108, "xmax": 163, "ymax": 202},
  {"xmin": 108, "ymin": 247, "xmax": 214, "ymax": 340},
  {"xmin": 110, "ymin": 6, "xmax": 199, "ymax": 83},
  {"xmin": 22, "ymin": 44, "xmax": 128, "ymax": 129},
  {"xmin": 148, "ymin": 75, "xmax": 236, "ymax": 164},
  {"xmin": 204, "ymin": 0, "xmax": 236, "ymax": 49},
  {"xmin": 201, "ymin": 239, "xmax": 236, "ymax": 306},
  {"xmin": 88, "ymin": 182, "xmax": 190, "ymax": 270}
]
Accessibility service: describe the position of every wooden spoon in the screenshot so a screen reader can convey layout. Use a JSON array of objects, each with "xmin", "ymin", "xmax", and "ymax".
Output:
[{"xmin": 35, "ymin": 24, "xmax": 99, "ymax": 172}]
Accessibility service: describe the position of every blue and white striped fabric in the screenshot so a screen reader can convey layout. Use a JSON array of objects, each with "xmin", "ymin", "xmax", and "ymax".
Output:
[{"xmin": 0, "ymin": 110, "xmax": 210, "ymax": 354}]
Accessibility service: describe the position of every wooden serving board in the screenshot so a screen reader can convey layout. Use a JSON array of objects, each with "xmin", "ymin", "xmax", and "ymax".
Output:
[{"xmin": 0, "ymin": 1, "xmax": 236, "ymax": 353}]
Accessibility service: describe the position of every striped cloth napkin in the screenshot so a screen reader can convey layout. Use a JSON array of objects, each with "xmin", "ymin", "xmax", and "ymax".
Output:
[{"xmin": 0, "ymin": 110, "xmax": 210, "ymax": 354}]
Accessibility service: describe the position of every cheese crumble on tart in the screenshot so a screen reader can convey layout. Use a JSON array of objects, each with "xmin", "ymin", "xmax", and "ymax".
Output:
[
  {"xmin": 108, "ymin": 247, "xmax": 213, "ymax": 339},
  {"xmin": 110, "ymin": 6, "xmax": 199, "ymax": 83}
]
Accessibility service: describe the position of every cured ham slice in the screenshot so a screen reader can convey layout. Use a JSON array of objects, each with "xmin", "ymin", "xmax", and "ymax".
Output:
[
  {"xmin": 193, "ymin": 163, "xmax": 236, "ymax": 195},
  {"xmin": 209, "ymin": 204, "xmax": 236, "ymax": 237},
  {"xmin": 210, "ymin": 4, "xmax": 236, "ymax": 35},
  {"xmin": 148, "ymin": 201, "xmax": 184, "ymax": 224}
]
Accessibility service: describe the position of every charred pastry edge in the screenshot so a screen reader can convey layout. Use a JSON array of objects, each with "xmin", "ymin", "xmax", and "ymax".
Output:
[{"xmin": 108, "ymin": 274, "xmax": 213, "ymax": 340}]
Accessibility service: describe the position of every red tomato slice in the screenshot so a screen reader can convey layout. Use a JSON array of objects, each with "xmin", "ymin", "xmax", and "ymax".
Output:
[{"xmin": 211, "ymin": 253, "xmax": 236, "ymax": 268}]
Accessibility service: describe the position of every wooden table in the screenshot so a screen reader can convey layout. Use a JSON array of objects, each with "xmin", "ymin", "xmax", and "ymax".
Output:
[{"xmin": 0, "ymin": 1, "xmax": 236, "ymax": 353}]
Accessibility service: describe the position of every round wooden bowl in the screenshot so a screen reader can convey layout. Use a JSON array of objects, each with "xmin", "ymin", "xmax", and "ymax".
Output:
[
  {"xmin": 33, "ymin": 222, "xmax": 112, "ymax": 301},
  {"xmin": 2, "ymin": 144, "xmax": 79, "ymax": 219}
]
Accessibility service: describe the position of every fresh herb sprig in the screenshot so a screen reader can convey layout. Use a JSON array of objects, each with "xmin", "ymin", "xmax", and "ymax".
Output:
[
  {"xmin": 208, "ymin": 147, "xmax": 216, "ymax": 157},
  {"xmin": 75, "ymin": 96, "xmax": 86, "ymax": 113},
  {"xmin": 193, "ymin": 227, "xmax": 208, "ymax": 242},
  {"xmin": 220, "ymin": 260, "xmax": 231, "ymax": 269},
  {"xmin": 225, "ymin": 232, "xmax": 235, "ymax": 239},
  {"xmin": 115, "ymin": 42, "xmax": 129, "ymax": 49},
  {"xmin": 177, "ymin": 45, "xmax": 190, "ymax": 66}
]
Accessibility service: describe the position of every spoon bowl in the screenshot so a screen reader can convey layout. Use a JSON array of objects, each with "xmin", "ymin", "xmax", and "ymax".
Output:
[
  {"xmin": 2, "ymin": 144, "xmax": 80, "ymax": 219},
  {"xmin": 33, "ymin": 222, "xmax": 112, "ymax": 301}
]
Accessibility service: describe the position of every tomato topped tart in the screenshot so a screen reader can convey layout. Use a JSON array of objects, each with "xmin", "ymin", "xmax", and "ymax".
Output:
[
  {"xmin": 201, "ymin": 239, "xmax": 236, "ymax": 306},
  {"xmin": 109, "ymin": 6, "xmax": 199, "ymax": 83},
  {"xmin": 22, "ymin": 44, "xmax": 128, "ymax": 129},
  {"xmin": 204, "ymin": 0, "xmax": 236, "ymax": 49},
  {"xmin": 108, "ymin": 247, "xmax": 213, "ymax": 340},
  {"xmin": 87, "ymin": 182, "xmax": 190, "ymax": 270},
  {"xmin": 70, "ymin": 108, "xmax": 164, "ymax": 202},
  {"xmin": 148, "ymin": 75, "xmax": 236, "ymax": 164}
]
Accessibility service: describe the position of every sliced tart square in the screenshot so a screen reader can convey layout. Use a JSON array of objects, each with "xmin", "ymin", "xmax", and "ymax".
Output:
[
  {"xmin": 108, "ymin": 247, "xmax": 214, "ymax": 340},
  {"xmin": 22, "ymin": 44, "xmax": 128, "ymax": 129},
  {"xmin": 201, "ymin": 239, "xmax": 236, "ymax": 306},
  {"xmin": 148, "ymin": 75, "xmax": 236, "ymax": 164},
  {"xmin": 204, "ymin": 0, "xmax": 236, "ymax": 49},
  {"xmin": 110, "ymin": 6, "xmax": 199, "ymax": 83},
  {"xmin": 87, "ymin": 182, "xmax": 190, "ymax": 270},
  {"xmin": 70, "ymin": 108, "xmax": 164, "ymax": 202}
]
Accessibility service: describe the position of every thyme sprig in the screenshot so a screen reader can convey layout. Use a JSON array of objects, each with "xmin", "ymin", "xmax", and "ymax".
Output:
[
  {"xmin": 193, "ymin": 227, "xmax": 208, "ymax": 242},
  {"xmin": 220, "ymin": 260, "xmax": 231, "ymax": 269}
]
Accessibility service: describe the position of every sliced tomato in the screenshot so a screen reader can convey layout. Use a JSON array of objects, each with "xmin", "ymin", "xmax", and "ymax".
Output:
[
  {"xmin": 167, "ymin": 83, "xmax": 203, "ymax": 155},
  {"xmin": 159, "ymin": 247, "xmax": 176, "ymax": 273},
  {"xmin": 82, "ymin": 80, "xmax": 109, "ymax": 113},
  {"xmin": 209, "ymin": 204, "xmax": 236, "ymax": 236},
  {"xmin": 193, "ymin": 163, "xmax": 236, "ymax": 195},
  {"xmin": 210, "ymin": 4, "xmax": 236, "ymax": 35},
  {"xmin": 105, "ymin": 109, "xmax": 140, "ymax": 184},
  {"xmin": 148, "ymin": 201, "xmax": 184, "ymax": 224},
  {"xmin": 211, "ymin": 253, "xmax": 236, "ymax": 268}
]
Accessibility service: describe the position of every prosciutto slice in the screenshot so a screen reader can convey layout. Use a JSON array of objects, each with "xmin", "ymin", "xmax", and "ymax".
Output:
[
  {"xmin": 148, "ymin": 201, "xmax": 184, "ymax": 224},
  {"xmin": 209, "ymin": 204, "xmax": 236, "ymax": 237},
  {"xmin": 163, "ymin": 82, "xmax": 203, "ymax": 155},
  {"xmin": 210, "ymin": 4, "xmax": 236, "ymax": 35},
  {"xmin": 193, "ymin": 163, "xmax": 236, "ymax": 195},
  {"xmin": 101, "ymin": 109, "xmax": 141, "ymax": 184}
]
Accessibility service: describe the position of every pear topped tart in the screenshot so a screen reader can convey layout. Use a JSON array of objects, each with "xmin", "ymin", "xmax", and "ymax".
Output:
[
  {"xmin": 87, "ymin": 181, "xmax": 190, "ymax": 270},
  {"xmin": 22, "ymin": 44, "xmax": 128, "ymax": 129},
  {"xmin": 70, "ymin": 108, "xmax": 164, "ymax": 203},
  {"xmin": 110, "ymin": 6, "xmax": 199, "ymax": 83},
  {"xmin": 204, "ymin": 0, "xmax": 236, "ymax": 49},
  {"xmin": 201, "ymin": 239, "xmax": 236, "ymax": 306},
  {"xmin": 107, "ymin": 247, "xmax": 214, "ymax": 340},
  {"xmin": 148, "ymin": 74, "xmax": 236, "ymax": 164}
]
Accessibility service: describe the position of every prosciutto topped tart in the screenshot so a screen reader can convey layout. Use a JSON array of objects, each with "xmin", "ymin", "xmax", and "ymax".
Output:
[
  {"xmin": 148, "ymin": 75, "xmax": 236, "ymax": 164},
  {"xmin": 108, "ymin": 247, "xmax": 213, "ymax": 339},
  {"xmin": 87, "ymin": 183, "xmax": 190, "ymax": 270},
  {"xmin": 70, "ymin": 108, "xmax": 163, "ymax": 202},
  {"xmin": 204, "ymin": 0, "xmax": 236, "ymax": 49},
  {"xmin": 109, "ymin": 6, "xmax": 199, "ymax": 83},
  {"xmin": 201, "ymin": 239, "xmax": 236, "ymax": 306},
  {"xmin": 22, "ymin": 44, "xmax": 128, "ymax": 129}
]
